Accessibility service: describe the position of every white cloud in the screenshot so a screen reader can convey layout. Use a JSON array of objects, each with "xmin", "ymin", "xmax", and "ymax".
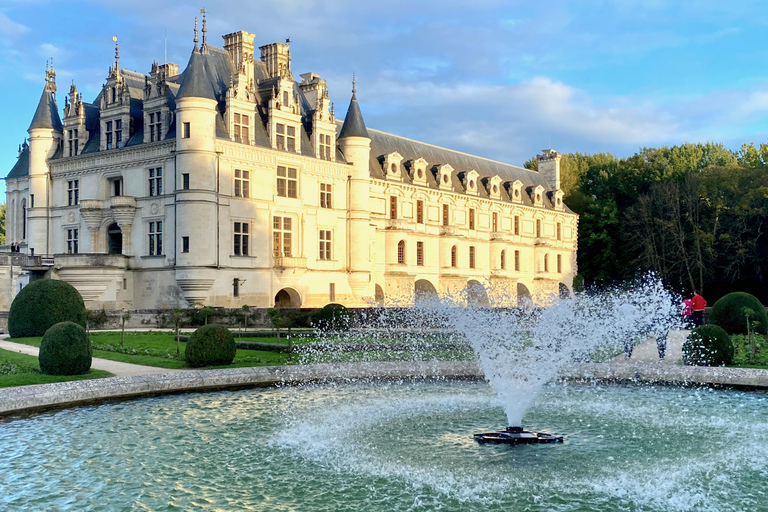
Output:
[{"xmin": 0, "ymin": 11, "xmax": 29, "ymax": 42}]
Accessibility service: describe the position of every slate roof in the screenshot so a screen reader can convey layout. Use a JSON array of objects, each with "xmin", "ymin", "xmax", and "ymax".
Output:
[
  {"xmin": 338, "ymin": 92, "xmax": 368, "ymax": 139},
  {"xmin": 6, "ymin": 144, "xmax": 30, "ymax": 179},
  {"xmin": 176, "ymin": 46, "xmax": 235, "ymax": 102},
  {"xmin": 29, "ymin": 88, "xmax": 63, "ymax": 132}
]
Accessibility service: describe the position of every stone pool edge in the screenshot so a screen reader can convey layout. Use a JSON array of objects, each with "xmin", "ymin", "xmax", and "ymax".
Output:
[{"xmin": 3, "ymin": 361, "xmax": 768, "ymax": 419}]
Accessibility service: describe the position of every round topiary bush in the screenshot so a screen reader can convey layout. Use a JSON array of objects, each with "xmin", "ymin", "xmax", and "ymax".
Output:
[
  {"xmin": 709, "ymin": 292, "xmax": 768, "ymax": 335},
  {"xmin": 185, "ymin": 324, "xmax": 236, "ymax": 368},
  {"xmin": 8, "ymin": 279, "xmax": 87, "ymax": 338},
  {"xmin": 312, "ymin": 303, "xmax": 351, "ymax": 331},
  {"xmin": 39, "ymin": 321, "xmax": 92, "ymax": 375},
  {"xmin": 683, "ymin": 324, "xmax": 734, "ymax": 366}
]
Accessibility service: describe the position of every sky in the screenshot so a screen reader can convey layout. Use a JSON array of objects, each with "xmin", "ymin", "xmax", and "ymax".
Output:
[{"xmin": 3, "ymin": 0, "xmax": 768, "ymax": 198}]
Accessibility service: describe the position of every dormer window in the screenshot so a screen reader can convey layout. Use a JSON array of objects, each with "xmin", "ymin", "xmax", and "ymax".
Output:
[
  {"xmin": 509, "ymin": 180, "xmax": 523, "ymax": 203},
  {"xmin": 105, "ymin": 119, "xmax": 123, "ymax": 149},
  {"xmin": 148, "ymin": 112, "xmax": 162, "ymax": 142},
  {"xmin": 234, "ymin": 113, "xmax": 250, "ymax": 144},
  {"xmin": 553, "ymin": 189, "xmax": 565, "ymax": 211},
  {"xmin": 276, "ymin": 123, "xmax": 296, "ymax": 151},
  {"xmin": 111, "ymin": 87, "xmax": 117, "ymax": 103},
  {"xmin": 67, "ymin": 129, "xmax": 79, "ymax": 157},
  {"xmin": 464, "ymin": 170, "xmax": 479, "ymax": 195},
  {"xmin": 438, "ymin": 164, "xmax": 453, "ymax": 191},
  {"xmin": 533, "ymin": 185, "xmax": 545, "ymax": 207},
  {"xmin": 282, "ymin": 90, "xmax": 289, "ymax": 106},
  {"xmin": 384, "ymin": 152, "xmax": 404, "ymax": 181},
  {"xmin": 488, "ymin": 175, "xmax": 502, "ymax": 200},
  {"xmin": 411, "ymin": 157, "xmax": 429, "ymax": 186},
  {"xmin": 319, "ymin": 134, "xmax": 332, "ymax": 160}
]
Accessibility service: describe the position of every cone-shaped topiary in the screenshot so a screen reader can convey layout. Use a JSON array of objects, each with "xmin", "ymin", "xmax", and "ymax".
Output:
[
  {"xmin": 185, "ymin": 324, "xmax": 236, "ymax": 368},
  {"xmin": 683, "ymin": 324, "xmax": 734, "ymax": 366},
  {"xmin": 709, "ymin": 292, "xmax": 768, "ymax": 335},
  {"xmin": 39, "ymin": 321, "xmax": 92, "ymax": 375},
  {"xmin": 9, "ymin": 279, "xmax": 87, "ymax": 338}
]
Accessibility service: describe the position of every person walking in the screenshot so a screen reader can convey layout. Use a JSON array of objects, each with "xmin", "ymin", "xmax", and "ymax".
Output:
[
  {"xmin": 682, "ymin": 297, "xmax": 693, "ymax": 328},
  {"xmin": 691, "ymin": 291, "xmax": 707, "ymax": 327}
]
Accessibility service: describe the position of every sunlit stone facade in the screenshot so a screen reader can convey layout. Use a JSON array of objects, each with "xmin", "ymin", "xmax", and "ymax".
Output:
[{"xmin": 4, "ymin": 23, "xmax": 578, "ymax": 310}]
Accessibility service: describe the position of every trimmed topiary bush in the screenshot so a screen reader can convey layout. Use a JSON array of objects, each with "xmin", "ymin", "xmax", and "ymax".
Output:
[
  {"xmin": 185, "ymin": 324, "xmax": 236, "ymax": 368},
  {"xmin": 709, "ymin": 292, "xmax": 768, "ymax": 335},
  {"xmin": 683, "ymin": 324, "xmax": 734, "ymax": 366},
  {"xmin": 312, "ymin": 304, "xmax": 351, "ymax": 331},
  {"xmin": 39, "ymin": 321, "xmax": 92, "ymax": 375},
  {"xmin": 9, "ymin": 279, "xmax": 87, "ymax": 338}
]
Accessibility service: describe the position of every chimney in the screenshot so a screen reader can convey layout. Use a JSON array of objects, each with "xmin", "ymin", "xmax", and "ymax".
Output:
[{"xmin": 536, "ymin": 149, "xmax": 561, "ymax": 191}]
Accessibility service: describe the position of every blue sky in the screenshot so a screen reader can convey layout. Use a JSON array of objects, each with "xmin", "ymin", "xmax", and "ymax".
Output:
[{"xmin": 3, "ymin": 0, "xmax": 768, "ymax": 199}]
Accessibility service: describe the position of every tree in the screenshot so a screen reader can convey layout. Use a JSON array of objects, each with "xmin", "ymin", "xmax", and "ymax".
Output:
[{"xmin": 120, "ymin": 310, "xmax": 131, "ymax": 347}]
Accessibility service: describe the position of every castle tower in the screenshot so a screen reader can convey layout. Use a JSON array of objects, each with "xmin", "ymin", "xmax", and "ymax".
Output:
[
  {"xmin": 27, "ymin": 63, "xmax": 63, "ymax": 256},
  {"xmin": 536, "ymin": 149, "xmax": 561, "ymax": 191},
  {"xmin": 337, "ymin": 78, "xmax": 372, "ymax": 301}
]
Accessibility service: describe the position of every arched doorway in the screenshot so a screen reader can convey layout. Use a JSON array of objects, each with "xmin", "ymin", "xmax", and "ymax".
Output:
[
  {"xmin": 374, "ymin": 284, "xmax": 385, "ymax": 306},
  {"xmin": 414, "ymin": 279, "xmax": 438, "ymax": 305},
  {"xmin": 466, "ymin": 279, "xmax": 490, "ymax": 307},
  {"xmin": 274, "ymin": 288, "xmax": 301, "ymax": 308},
  {"xmin": 559, "ymin": 283, "xmax": 571, "ymax": 299},
  {"xmin": 107, "ymin": 223, "xmax": 122, "ymax": 254},
  {"xmin": 517, "ymin": 282, "xmax": 532, "ymax": 307}
]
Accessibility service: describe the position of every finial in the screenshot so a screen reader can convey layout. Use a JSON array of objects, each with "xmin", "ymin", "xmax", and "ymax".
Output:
[
  {"xmin": 193, "ymin": 17, "xmax": 199, "ymax": 51},
  {"xmin": 352, "ymin": 72, "xmax": 356, "ymax": 95},
  {"xmin": 201, "ymin": 8, "xmax": 207, "ymax": 48},
  {"xmin": 112, "ymin": 36, "xmax": 119, "ymax": 70}
]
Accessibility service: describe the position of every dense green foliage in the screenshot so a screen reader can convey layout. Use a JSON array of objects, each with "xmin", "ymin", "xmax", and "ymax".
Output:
[
  {"xmin": 8, "ymin": 279, "xmax": 87, "ymax": 337},
  {"xmin": 709, "ymin": 292, "xmax": 768, "ymax": 335},
  {"xmin": 38, "ymin": 322, "xmax": 92, "ymax": 375},
  {"xmin": 527, "ymin": 142, "xmax": 768, "ymax": 302},
  {"xmin": 185, "ymin": 324, "xmax": 236, "ymax": 367},
  {"xmin": 682, "ymin": 324, "xmax": 734, "ymax": 366},
  {"xmin": 312, "ymin": 304, "xmax": 351, "ymax": 331}
]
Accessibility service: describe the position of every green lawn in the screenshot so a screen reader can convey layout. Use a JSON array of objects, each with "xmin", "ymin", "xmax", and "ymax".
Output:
[
  {"xmin": 10, "ymin": 331, "xmax": 298, "ymax": 369},
  {"xmin": 0, "ymin": 348, "xmax": 113, "ymax": 388}
]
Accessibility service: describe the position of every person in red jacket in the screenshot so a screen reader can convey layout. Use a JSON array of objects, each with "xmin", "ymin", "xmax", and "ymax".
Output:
[{"xmin": 691, "ymin": 291, "xmax": 707, "ymax": 327}]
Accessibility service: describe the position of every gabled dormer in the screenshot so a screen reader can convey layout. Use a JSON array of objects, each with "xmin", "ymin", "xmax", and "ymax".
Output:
[
  {"xmin": 409, "ymin": 157, "xmax": 429, "ymax": 186},
  {"xmin": 62, "ymin": 81, "xmax": 87, "ymax": 157},
  {"xmin": 552, "ymin": 189, "xmax": 565, "ymax": 211},
  {"xmin": 532, "ymin": 184, "xmax": 545, "ymax": 207},
  {"xmin": 508, "ymin": 179, "xmax": 524, "ymax": 203},
  {"xmin": 100, "ymin": 38, "xmax": 133, "ymax": 151},
  {"xmin": 260, "ymin": 42, "xmax": 302, "ymax": 153},
  {"xmin": 437, "ymin": 164, "xmax": 453, "ymax": 191},
  {"xmin": 383, "ymin": 152, "xmax": 404, "ymax": 181},
  {"xmin": 143, "ymin": 61, "xmax": 178, "ymax": 144},
  {"xmin": 462, "ymin": 169, "xmax": 479, "ymax": 196},
  {"xmin": 486, "ymin": 175, "xmax": 503, "ymax": 200},
  {"xmin": 299, "ymin": 72, "xmax": 336, "ymax": 161}
]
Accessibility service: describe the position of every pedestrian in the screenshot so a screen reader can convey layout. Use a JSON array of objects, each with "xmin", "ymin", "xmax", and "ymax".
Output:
[
  {"xmin": 682, "ymin": 296, "xmax": 693, "ymax": 328},
  {"xmin": 691, "ymin": 291, "xmax": 707, "ymax": 327}
]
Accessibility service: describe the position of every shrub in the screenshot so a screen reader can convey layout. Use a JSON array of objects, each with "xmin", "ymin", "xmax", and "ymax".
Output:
[
  {"xmin": 9, "ymin": 279, "xmax": 87, "ymax": 337},
  {"xmin": 185, "ymin": 324, "xmax": 236, "ymax": 368},
  {"xmin": 683, "ymin": 324, "xmax": 734, "ymax": 366},
  {"xmin": 38, "ymin": 321, "xmax": 92, "ymax": 375},
  {"xmin": 312, "ymin": 304, "xmax": 351, "ymax": 331},
  {"xmin": 709, "ymin": 292, "xmax": 768, "ymax": 335}
]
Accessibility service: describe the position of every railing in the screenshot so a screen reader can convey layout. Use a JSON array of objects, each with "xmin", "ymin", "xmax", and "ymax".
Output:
[
  {"xmin": 385, "ymin": 219, "xmax": 414, "ymax": 231},
  {"xmin": 20, "ymin": 255, "xmax": 54, "ymax": 268},
  {"xmin": 439, "ymin": 225, "xmax": 459, "ymax": 236},
  {"xmin": 273, "ymin": 256, "xmax": 307, "ymax": 269}
]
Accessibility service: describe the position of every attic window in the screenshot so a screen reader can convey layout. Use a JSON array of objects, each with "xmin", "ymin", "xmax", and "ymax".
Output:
[
  {"xmin": 514, "ymin": 189, "xmax": 520, "ymax": 198},
  {"xmin": 442, "ymin": 174, "xmax": 448, "ymax": 184},
  {"xmin": 492, "ymin": 185, "xmax": 498, "ymax": 194},
  {"xmin": 417, "ymin": 168, "xmax": 423, "ymax": 179},
  {"xmin": 390, "ymin": 163, "xmax": 397, "ymax": 174},
  {"xmin": 536, "ymin": 193, "xmax": 541, "ymax": 202},
  {"xmin": 557, "ymin": 198, "xmax": 562, "ymax": 206},
  {"xmin": 469, "ymin": 180, "xmax": 475, "ymax": 189}
]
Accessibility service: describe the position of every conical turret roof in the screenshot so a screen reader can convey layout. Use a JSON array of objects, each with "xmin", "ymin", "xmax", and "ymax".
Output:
[
  {"xmin": 338, "ymin": 91, "xmax": 369, "ymax": 139},
  {"xmin": 28, "ymin": 85, "xmax": 62, "ymax": 132},
  {"xmin": 176, "ymin": 49, "xmax": 217, "ymax": 101}
]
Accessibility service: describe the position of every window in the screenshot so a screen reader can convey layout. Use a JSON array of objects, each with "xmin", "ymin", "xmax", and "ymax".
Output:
[
  {"xmin": 319, "ymin": 134, "xmax": 332, "ymax": 160},
  {"xmin": 234, "ymin": 222, "xmax": 249, "ymax": 256},
  {"xmin": 67, "ymin": 229, "xmax": 78, "ymax": 254},
  {"xmin": 329, "ymin": 283, "xmax": 336, "ymax": 302},
  {"xmin": 557, "ymin": 254, "xmax": 562, "ymax": 273},
  {"xmin": 276, "ymin": 124, "xmax": 296, "ymax": 152},
  {"xmin": 536, "ymin": 219, "xmax": 542, "ymax": 238},
  {"xmin": 389, "ymin": 196, "xmax": 397, "ymax": 219},
  {"xmin": 557, "ymin": 222, "xmax": 562, "ymax": 241},
  {"xmin": 112, "ymin": 179, "xmax": 123, "ymax": 197},
  {"xmin": 182, "ymin": 122, "xmax": 190, "ymax": 139},
  {"xmin": 451, "ymin": 245, "xmax": 457, "ymax": 267},
  {"xmin": 182, "ymin": 173, "xmax": 190, "ymax": 190},
  {"xmin": 68, "ymin": 129, "xmax": 79, "ymax": 156},
  {"xmin": 111, "ymin": 87, "xmax": 116, "ymax": 103},
  {"xmin": 514, "ymin": 216, "xmax": 520, "ymax": 236},
  {"xmin": 276, "ymin": 166, "xmax": 297, "ymax": 198},
  {"xmin": 182, "ymin": 236, "xmax": 189, "ymax": 253},
  {"xmin": 397, "ymin": 240, "xmax": 405, "ymax": 264},
  {"xmin": 149, "ymin": 112, "xmax": 162, "ymax": 142},
  {"xmin": 492, "ymin": 212, "xmax": 498, "ymax": 232},
  {"xmin": 67, "ymin": 180, "xmax": 79, "ymax": 206},
  {"xmin": 416, "ymin": 241, "xmax": 424, "ymax": 266},
  {"xmin": 544, "ymin": 254, "xmax": 549, "ymax": 272},
  {"xmin": 416, "ymin": 200, "xmax": 424, "ymax": 224},
  {"xmin": 442, "ymin": 204, "xmax": 449, "ymax": 226},
  {"xmin": 106, "ymin": 121, "xmax": 113, "ymax": 149},
  {"xmin": 233, "ymin": 113, "xmax": 250, "ymax": 143},
  {"xmin": 148, "ymin": 221, "xmax": 163, "ymax": 256},
  {"xmin": 320, "ymin": 183, "xmax": 332, "ymax": 208},
  {"xmin": 115, "ymin": 119, "xmax": 123, "ymax": 148},
  {"xmin": 282, "ymin": 90, "xmax": 289, "ymax": 106},
  {"xmin": 319, "ymin": 230, "xmax": 332, "ymax": 260},
  {"xmin": 469, "ymin": 246, "xmax": 476, "ymax": 269},
  {"xmin": 500, "ymin": 249, "xmax": 506, "ymax": 270},
  {"xmin": 469, "ymin": 208, "xmax": 475, "ymax": 230},
  {"xmin": 515, "ymin": 250, "xmax": 520, "ymax": 271},
  {"xmin": 235, "ymin": 169, "xmax": 250, "ymax": 198},
  {"xmin": 148, "ymin": 168, "xmax": 163, "ymax": 196},
  {"xmin": 233, "ymin": 278, "xmax": 240, "ymax": 297},
  {"xmin": 273, "ymin": 216, "xmax": 292, "ymax": 257},
  {"xmin": 30, "ymin": 194, "xmax": 34, "ymax": 208}
]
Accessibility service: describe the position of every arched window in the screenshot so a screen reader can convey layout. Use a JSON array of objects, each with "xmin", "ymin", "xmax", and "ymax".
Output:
[
  {"xmin": 500, "ymin": 249, "xmax": 506, "ymax": 270},
  {"xmin": 451, "ymin": 245, "xmax": 457, "ymax": 267},
  {"xmin": 397, "ymin": 240, "xmax": 406, "ymax": 264}
]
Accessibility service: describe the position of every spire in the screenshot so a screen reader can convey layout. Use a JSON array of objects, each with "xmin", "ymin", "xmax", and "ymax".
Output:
[
  {"xmin": 193, "ymin": 17, "xmax": 199, "ymax": 51},
  {"xmin": 201, "ymin": 8, "xmax": 207, "ymax": 50},
  {"xmin": 29, "ymin": 63, "xmax": 63, "ymax": 132},
  {"xmin": 338, "ymin": 74, "xmax": 369, "ymax": 139},
  {"xmin": 113, "ymin": 36, "xmax": 120, "ymax": 72}
]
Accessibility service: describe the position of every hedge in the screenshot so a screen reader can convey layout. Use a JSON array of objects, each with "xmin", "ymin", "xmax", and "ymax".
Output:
[
  {"xmin": 38, "ymin": 321, "xmax": 92, "ymax": 375},
  {"xmin": 683, "ymin": 324, "xmax": 734, "ymax": 366},
  {"xmin": 9, "ymin": 279, "xmax": 87, "ymax": 337},
  {"xmin": 185, "ymin": 324, "xmax": 236, "ymax": 368},
  {"xmin": 709, "ymin": 292, "xmax": 768, "ymax": 335}
]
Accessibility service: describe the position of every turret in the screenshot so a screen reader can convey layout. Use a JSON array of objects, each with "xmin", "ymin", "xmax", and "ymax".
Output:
[
  {"xmin": 26, "ymin": 62, "xmax": 62, "ymax": 255},
  {"xmin": 536, "ymin": 149, "xmax": 561, "ymax": 191},
  {"xmin": 338, "ymin": 77, "xmax": 372, "ymax": 301}
]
